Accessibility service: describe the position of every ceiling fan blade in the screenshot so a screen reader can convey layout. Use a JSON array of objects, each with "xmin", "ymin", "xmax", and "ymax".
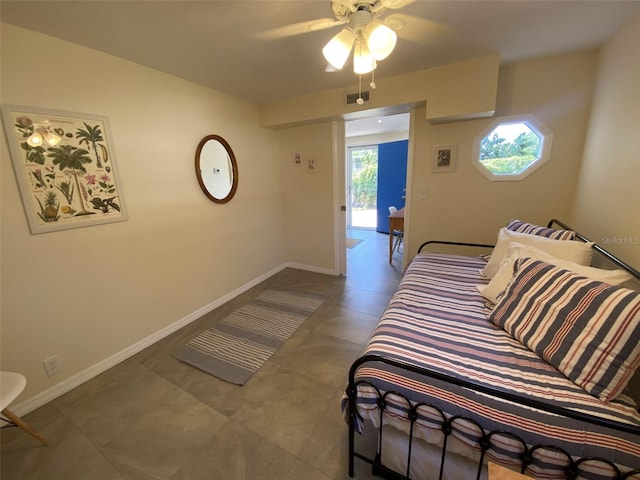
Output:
[
  {"xmin": 308, "ymin": 18, "xmax": 347, "ymax": 32},
  {"xmin": 256, "ymin": 18, "xmax": 345, "ymax": 40},
  {"xmin": 383, "ymin": 13, "xmax": 451, "ymax": 44},
  {"xmin": 377, "ymin": 0, "xmax": 418, "ymax": 11}
]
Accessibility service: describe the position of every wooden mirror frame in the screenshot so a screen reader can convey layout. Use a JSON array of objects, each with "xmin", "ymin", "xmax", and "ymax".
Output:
[{"xmin": 195, "ymin": 134, "xmax": 238, "ymax": 204}]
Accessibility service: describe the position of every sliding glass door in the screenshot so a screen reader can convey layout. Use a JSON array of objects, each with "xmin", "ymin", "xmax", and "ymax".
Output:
[{"xmin": 347, "ymin": 145, "xmax": 378, "ymax": 229}]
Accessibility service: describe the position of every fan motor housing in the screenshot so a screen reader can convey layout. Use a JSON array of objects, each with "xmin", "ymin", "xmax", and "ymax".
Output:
[{"xmin": 332, "ymin": 0, "xmax": 380, "ymax": 22}]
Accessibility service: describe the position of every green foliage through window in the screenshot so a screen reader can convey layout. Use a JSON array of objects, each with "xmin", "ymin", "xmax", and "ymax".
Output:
[
  {"xmin": 479, "ymin": 125, "xmax": 541, "ymax": 175},
  {"xmin": 351, "ymin": 147, "xmax": 377, "ymax": 209}
]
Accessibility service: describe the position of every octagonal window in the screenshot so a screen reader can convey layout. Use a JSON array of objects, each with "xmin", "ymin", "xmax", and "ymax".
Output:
[{"xmin": 473, "ymin": 115, "xmax": 553, "ymax": 181}]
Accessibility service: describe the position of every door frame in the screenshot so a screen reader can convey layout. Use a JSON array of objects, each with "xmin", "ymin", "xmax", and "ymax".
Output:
[
  {"xmin": 332, "ymin": 121, "xmax": 347, "ymax": 276},
  {"xmin": 338, "ymin": 110, "xmax": 416, "ymax": 273}
]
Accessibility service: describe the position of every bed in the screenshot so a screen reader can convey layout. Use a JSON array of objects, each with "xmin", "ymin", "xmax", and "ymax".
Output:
[{"xmin": 343, "ymin": 219, "xmax": 640, "ymax": 480}]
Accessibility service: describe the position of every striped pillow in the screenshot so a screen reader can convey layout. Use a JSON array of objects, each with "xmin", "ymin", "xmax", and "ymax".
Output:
[
  {"xmin": 489, "ymin": 257, "xmax": 640, "ymax": 401},
  {"xmin": 507, "ymin": 220, "xmax": 575, "ymax": 240}
]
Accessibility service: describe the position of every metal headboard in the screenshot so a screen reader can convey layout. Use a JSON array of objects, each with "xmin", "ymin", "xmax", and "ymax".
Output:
[{"xmin": 547, "ymin": 218, "xmax": 640, "ymax": 281}]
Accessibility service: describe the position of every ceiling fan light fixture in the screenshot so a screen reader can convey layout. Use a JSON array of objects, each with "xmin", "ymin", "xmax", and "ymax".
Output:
[
  {"xmin": 353, "ymin": 36, "xmax": 376, "ymax": 74},
  {"xmin": 319, "ymin": 2, "xmax": 404, "ymax": 99},
  {"xmin": 363, "ymin": 21, "xmax": 397, "ymax": 61},
  {"xmin": 322, "ymin": 28, "xmax": 355, "ymax": 70}
]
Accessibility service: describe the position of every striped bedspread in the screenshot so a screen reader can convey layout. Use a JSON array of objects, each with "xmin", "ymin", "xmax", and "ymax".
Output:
[{"xmin": 347, "ymin": 253, "xmax": 640, "ymax": 475}]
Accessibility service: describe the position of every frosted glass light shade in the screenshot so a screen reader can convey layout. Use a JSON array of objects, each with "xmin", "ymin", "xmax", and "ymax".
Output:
[
  {"xmin": 353, "ymin": 37, "xmax": 376, "ymax": 74},
  {"xmin": 322, "ymin": 28, "xmax": 355, "ymax": 70},
  {"xmin": 363, "ymin": 21, "xmax": 397, "ymax": 61}
]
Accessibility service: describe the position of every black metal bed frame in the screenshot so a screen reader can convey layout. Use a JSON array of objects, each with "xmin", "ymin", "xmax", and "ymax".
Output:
[{"xmin": 346, "ymin": 219, "xmax": 640, "ymax": 480}]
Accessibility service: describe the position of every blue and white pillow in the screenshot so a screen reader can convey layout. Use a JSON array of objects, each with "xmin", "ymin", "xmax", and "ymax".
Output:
[
  {"xmin": 507, "ymin": 219, "xmax": 575, "ymax": 241},
  {"xmin": 489, "ymin": 257, "xmax": 640, "ymax": 402}
]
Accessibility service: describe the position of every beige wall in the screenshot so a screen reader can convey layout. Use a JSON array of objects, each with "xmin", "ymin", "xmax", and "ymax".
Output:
[
  {"xmin": 277, "ymin": 123, "xmax": 336, "ymax": 271},
  {"xmin": 273, "ymin": 50, "xmax": 601, "ymax": 271},
  {"xmin": 1, "ymin": 25, "xmax": 284, "ymax": 405},
  {"xmin": 260, "ymin": 54, "xmax": 499, "ymax": 128},
  {"xmin": 570, "ymin": 13, "xmax": 640, "ymax": 270},
  {"xmin": 404, "ymin": 51, "xmax": 598, "ymax": 259},
  {"xmin": 3, "ymin": 12, "xmax": 639, "ymax": 412}
]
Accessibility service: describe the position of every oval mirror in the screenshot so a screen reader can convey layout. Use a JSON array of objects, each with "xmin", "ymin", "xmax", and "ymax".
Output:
[{"xmin": 195, "ymin": 135, "xmax": 238, "ymax": 203}]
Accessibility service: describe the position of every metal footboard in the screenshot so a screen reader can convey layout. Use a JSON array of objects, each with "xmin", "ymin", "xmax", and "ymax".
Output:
[
  {"xmin": 346, "ymin": 354, "xmax": 640, "ymax": 480},
  {"xmin": 350, "ymin": 223, "xmax": 640, "ymax": 480}
]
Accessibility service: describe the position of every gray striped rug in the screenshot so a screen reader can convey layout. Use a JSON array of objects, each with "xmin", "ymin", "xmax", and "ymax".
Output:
[{"xmin": 172, "ymin": 289, "xmax": 326, "ymax": 385}]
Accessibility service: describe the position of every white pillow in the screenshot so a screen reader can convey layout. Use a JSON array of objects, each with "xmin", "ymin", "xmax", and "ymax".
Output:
[
  {"xmin": 477, "ymin": 243, "xmax": 632, "ymax": 304},
  {"xmin": 481, "ymin": 227, "xmax": 594, "ymax": 279}
]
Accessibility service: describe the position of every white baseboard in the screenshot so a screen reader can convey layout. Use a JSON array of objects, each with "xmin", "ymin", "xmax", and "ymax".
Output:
[
  {"xmin": 284, "ymin": 261, "xmax": 339, "ymax": 276},
  {"xmin": 12, "ymin": 262, "xmax": 305, "ymax": 416}
]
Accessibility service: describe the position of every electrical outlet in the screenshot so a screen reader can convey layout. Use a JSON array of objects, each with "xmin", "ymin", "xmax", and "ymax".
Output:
[{"xmin": 43, "ymin": 355, "xmax": 62, "ymax": 377}]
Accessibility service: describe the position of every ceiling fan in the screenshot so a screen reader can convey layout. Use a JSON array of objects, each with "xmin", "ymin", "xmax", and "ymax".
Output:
[
  {"xmin": 322, "ymin": 1, "xmax": 410, "ymax": 71},
  {"xmin": 258, "ymin": 0, "xmax": 440, "ymax": 103},
  {"xmin": 259, "ymin": 0, "xmax": 417, "ymax": 39},
  {"xmin": 331, "ymin": 0, "xmax": 416, "ymax": 19},
  {"xmin": 324, "ymin": 1, "xmax": 418, "ymax": 102}
]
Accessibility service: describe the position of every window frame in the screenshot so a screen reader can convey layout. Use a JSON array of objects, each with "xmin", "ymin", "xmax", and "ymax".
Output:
[{"xmin": 472, "ymin": 114, "xmax": 553, "ymax": 181}]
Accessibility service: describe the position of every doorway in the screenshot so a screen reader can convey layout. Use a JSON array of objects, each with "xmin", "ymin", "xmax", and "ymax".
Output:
[
  {"xmin": 346, "ymin": 113, "xmax": 410, "ymax": 231},
  {"xmin": 344, "ymin": 112, "xmax": 410, "ymax": 269},
  {"xmin": 348, "ymin": 144, "xmax": 378, "ymax": 229}
]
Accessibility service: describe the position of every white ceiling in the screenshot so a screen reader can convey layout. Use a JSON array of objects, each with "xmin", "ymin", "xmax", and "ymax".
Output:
[
  {"xmin": 2, "ymin": 1, "xmax": 639, "ymax": 106},
  {"xmin": 346, "ymin": 112, "xmax": 409, "ymax": 137}
]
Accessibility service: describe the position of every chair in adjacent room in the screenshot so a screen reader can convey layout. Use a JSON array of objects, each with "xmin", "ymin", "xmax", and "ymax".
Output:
[
  {"xmin": 388, "ymin": 206, "xmax": 403, "ymax": 254},
  {"xmin": 0, "ymin": 371, "xmax": 48, "ymax": 446}
]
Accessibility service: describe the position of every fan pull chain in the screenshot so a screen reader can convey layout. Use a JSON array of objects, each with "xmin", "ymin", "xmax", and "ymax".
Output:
[{"xmin": 357, "ymin": 74, "xmax": 364, "ymax": 105}]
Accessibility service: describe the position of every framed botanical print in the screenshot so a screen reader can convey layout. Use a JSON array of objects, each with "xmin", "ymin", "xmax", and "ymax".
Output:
[{"xmin": 1, "ymin": 104, "xmax": 128, "ymax": 234}]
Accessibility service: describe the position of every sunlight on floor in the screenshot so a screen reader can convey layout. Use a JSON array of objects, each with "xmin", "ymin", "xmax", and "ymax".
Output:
[{"xmin": 351, "ymin": 208, "xmax": 376, "ymax": 229}]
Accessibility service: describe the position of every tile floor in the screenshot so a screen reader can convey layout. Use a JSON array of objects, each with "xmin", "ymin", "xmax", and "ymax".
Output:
[{"xmin": 1, "ymin": 229, "xmax": 405, "ymax": 480}]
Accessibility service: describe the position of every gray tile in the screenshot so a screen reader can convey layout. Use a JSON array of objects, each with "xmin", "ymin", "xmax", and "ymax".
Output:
[
  {"xmin": 97, "ymin": 394, "xmax": 226, "ymax": 479},
  {"xmin": 267, "ymin": 268, "xmax": 349, "ymax": 298},
  {"xmin": 170, "ymin": 420, "xmax": 296, "ymax": 480},
  {"xmin": 1, "ymin": 229, "xmax": 395, "ymax": 480},
  {"xmin": 58, "ymin": 363, "xmax": 226, "ymax": 479},
  {"xmin": 346, "ymin": 263, "xmax": 403, "ymax": 295},
  {"xmin": 340, "ymin": 288, "xmax": 393, "ymax": 317},
  {"xmin": 2, "ymin": 400, "xmax": 61, "ymax": 434},
  {"xmin": 55, "ymin": 360, "xmax": 152, "ymax": 413},
  {"xmin": 1, "ymin": 409, "xmax": 124, "ymax": 480},
  {"xmin": 273, "ymin": 331, "xmax": 362, "ymax": 388},
  {"xmin": 298, "ymin": 390, "xmax": 350, "ymax": 480},
  {"xmin": 313, "ymin": 304, "xmax": 381, "ymax": 345},
  {"xmin": 285, "ymin": 459, "xmax": 334, "ymax": 480},
  {"xmin": 57, "ymin": 361, "xmax": 180, "ymax": 445},
  {"xmin": 147, "ymin": 355, "xmax": 248, "ymax": 418},
  {"xmin": 293, "ymin": 297, "xmax": 341, "ymax": 333},
  {"xmin": 230, "ymin": 368, "xmax": 339, "ymax": 456}
]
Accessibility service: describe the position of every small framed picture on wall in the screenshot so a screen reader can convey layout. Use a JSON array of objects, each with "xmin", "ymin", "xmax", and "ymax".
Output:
[
  {"xmin": 432, "ymin": 144, "xmax": 457, "ymax": 173},
  {"xmin": 306, "ymin": 157, "xmax": 316, "ymax": 173}
]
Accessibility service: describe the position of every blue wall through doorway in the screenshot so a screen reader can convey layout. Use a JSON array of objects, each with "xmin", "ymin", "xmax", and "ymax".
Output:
[{"xmin": 376, "ymin": 140, "xmax": 408, "ymax": 233}]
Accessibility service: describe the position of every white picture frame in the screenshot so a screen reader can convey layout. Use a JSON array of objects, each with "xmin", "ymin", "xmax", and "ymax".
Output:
[
  {"xmin": 1, "ymin": 104, "xmax": 128, "ymax": 234},
  {"xmin": 432, "ymin": 144, "xmax": 457, "ymax": 173}
]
